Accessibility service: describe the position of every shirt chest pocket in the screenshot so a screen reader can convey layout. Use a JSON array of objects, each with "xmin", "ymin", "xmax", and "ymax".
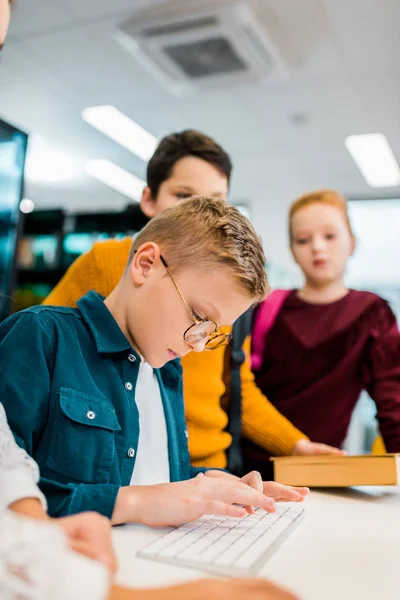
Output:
[{"xmin": 45, "ymin": 387, "xmax": 121, "ymax": 484}]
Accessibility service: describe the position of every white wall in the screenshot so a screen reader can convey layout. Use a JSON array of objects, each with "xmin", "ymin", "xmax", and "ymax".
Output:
[{"xmin": 346, "ymin": 199, "xmax": 400, "ymax": 288}]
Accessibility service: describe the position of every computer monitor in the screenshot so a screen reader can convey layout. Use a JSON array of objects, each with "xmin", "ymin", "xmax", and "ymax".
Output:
[{"xmin": 0, "ymin": 119, "xmax": 28, "ymax": 320}]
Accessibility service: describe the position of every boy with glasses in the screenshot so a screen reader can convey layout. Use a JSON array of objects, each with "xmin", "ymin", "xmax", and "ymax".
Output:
[{"xmin": 1, "ymin": 197, "xmax": 308, "ymax": 524}]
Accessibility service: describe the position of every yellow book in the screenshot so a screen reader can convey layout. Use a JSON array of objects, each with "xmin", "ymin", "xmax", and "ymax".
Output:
[{"xmin": 271, "ymin": 454, "xmax": 400, "ymax": 487}]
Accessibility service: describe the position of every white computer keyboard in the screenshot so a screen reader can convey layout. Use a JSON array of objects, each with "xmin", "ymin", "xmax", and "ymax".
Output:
[{"xmin": 138, "ymin": 504, "xmax": 304, "ymax": 577}]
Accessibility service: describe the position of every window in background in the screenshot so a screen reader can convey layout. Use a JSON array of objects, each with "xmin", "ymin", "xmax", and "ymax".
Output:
[
  {"xmin": 347, "ymin": 199, "xmax": 400, "ymax": 293},
  {"xmin": 344, "ymin": 199, "xmax": 400, "ymax": 454},
  {"xmin": 266, "ymin": 262, "xmax": 299, "ymax": 290}
]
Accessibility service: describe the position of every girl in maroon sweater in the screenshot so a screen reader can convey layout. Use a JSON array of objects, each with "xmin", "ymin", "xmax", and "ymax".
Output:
[{"xmin": 248, "ymin": 190, "xmax": 400, "ymax": 476}]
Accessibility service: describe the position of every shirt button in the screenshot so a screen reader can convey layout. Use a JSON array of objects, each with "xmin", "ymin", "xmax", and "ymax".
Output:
[
  {"xmin": 184, "ymin": 429, "xmax": 189, "ymax": 439},
  {"xmin": 125, "ymin": 382, "xmax": 133, "ymax": 391},
  {"xmin": 86, "ymin": 411, "xmax": 96, "ymax": 420},
  {"xmin": 128, "ymin": 354, "xmax": 136, "ymax": 363},
  {"xmin": 127, "ymin": 447, "xmax": 135, "ymax": 458}
]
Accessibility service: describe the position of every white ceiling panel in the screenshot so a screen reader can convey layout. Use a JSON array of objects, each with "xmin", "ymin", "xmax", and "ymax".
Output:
[{"xmin": 1, "ymin": 0, "xmax": 399, "ymax": 275}]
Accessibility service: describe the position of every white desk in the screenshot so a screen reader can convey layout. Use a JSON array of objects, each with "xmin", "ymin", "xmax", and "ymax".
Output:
[{"xmin": 113, "ymin": 487, "xmax": 400, "ymax": 600}]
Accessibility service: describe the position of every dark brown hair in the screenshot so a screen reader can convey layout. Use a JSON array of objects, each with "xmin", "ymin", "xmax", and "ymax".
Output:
[{"xmin": 146, "ymin": 130, "xmax": 232, "ymax": 199}]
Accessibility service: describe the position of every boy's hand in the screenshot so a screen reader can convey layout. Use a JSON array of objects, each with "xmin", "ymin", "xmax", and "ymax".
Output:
[
  {"xmin": 113, "ymin": 474, "xmax": 277, "ymax": 526},
  {"xmin": 243, "ymin": 472, "xmax": 309, "ymax": 502},
  {"xmin": 57, "ymin": 512, "xmax": 117, "ymax": 574},
  {"xmin": 204, "ymin": 470, "xmax": 309, "ymax": 514},
  {"xmin": 292, "ymin": 439, "xmax": 345, "ymax": 456}
]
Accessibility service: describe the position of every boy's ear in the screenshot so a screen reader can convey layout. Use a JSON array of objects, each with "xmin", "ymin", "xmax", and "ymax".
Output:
[
  {"xmin": 140, "ymin": 186, "xmax": 157, "ymax": 218},
  {"xmin": 128, "ymin": 243, "xmax": 162, "ymax": 284}
]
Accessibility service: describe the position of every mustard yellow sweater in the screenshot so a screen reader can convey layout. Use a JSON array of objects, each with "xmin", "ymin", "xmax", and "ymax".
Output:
[{"xmin": 43, "ymin": 238, "xmax": 307, "ymax": 468}]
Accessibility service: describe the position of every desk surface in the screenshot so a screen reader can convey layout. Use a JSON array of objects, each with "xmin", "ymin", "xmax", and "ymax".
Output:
[{"xmin": 113, "ymin": 486, "xmax": 400, "ymax": 600}]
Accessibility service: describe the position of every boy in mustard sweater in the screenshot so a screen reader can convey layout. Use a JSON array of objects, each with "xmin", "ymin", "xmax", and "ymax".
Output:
[{"xmin": 44, "ymin": 130, "xmax": 342, "ymax": 467}]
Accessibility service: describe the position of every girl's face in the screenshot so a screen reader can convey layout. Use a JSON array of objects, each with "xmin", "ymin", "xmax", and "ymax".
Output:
[
  {"xmin": 291, "ymin": 203, "xmax": 355, "ymax": 285},
  {"xmin": 0, "ymin": 0, "xmax": 11, "ymax": 48}
]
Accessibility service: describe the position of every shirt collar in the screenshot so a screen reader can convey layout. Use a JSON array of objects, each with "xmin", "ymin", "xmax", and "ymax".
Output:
[{"xmin": 77, "ymin": 291, "xmax": 138, "ymax": 356}]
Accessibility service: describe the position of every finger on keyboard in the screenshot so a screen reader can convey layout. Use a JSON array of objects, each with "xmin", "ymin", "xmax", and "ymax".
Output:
[
  {"xmin": 233, "ymin": 481, "xmax": 276, "ymax": 513},
  {"xmin": 262, "ymin": 482, "xmax": 309, "ymax": 502},
  {"xmin": 242, "ymin": 471, "xmax": 263, "ymax": 514},
  {"xmin": 206, "ymin": 501, "xmax": 247, "ymax": 518}
]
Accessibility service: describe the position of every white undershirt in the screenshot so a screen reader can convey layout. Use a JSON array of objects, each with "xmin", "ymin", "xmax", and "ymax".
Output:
[{"xmin": 129, "ymin": 361, "xmax": 170, "ymax": 486}]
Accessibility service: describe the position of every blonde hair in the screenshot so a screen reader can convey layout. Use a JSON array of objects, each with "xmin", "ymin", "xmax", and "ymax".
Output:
[
  {"xmin": 129, "ymin": 196, "xmax": 268, "ymax": 301},
  {"xmin": 289, "ymin": 189, "xmax": 355, "ymax": 242}
]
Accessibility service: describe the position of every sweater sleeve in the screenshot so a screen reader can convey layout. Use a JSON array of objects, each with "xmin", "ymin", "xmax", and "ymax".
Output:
[
  {"xmin": 239, "ymin": 334, "xmax": 308, "ymax": 455},
  {"xmin": 363, "ymin": 300, "xmax": 400, "ymax": 452}
]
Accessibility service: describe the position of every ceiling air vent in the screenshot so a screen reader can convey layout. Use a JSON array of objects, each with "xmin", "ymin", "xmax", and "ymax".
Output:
[{"xmin": 114, "ymin": 2, "xmax": 286, "ymax": 95}]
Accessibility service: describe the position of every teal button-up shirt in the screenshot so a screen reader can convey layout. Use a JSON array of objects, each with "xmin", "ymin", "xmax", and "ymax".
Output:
[{"xmin": 0, "ymin": 291, "xmax": 204, "ymax": 518}]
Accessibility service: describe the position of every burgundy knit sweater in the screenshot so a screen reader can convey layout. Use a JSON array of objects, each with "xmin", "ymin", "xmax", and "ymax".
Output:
[{"xmin": 253, "ymin": 290, "xmax": 400, "ymax": 451}]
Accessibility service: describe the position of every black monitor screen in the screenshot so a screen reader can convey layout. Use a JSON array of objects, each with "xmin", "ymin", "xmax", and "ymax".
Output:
[{"xmin": 0, "ymin": 119, "xmax": 28, "ymax": 320}]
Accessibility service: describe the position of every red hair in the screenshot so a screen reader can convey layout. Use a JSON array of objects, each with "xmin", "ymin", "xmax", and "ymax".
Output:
[{"xmin": 289, "ymin": 189, "xmax": 355, "ymax": 242}]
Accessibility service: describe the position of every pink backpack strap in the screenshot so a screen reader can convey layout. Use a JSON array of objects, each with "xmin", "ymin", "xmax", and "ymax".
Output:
[{"xmin": 251, "ymin": 289, "xmax": 291, "ymax": 371}]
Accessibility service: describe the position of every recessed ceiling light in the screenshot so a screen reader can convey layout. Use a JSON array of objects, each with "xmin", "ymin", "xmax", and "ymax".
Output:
[
  {"xmin": 85, "ymin": 159, "xmax": 146, "ymax": 201},
  {"xmin": 82, "ymin": 105, "xmax": 158, "ymax": 162},
  {"xmin": 345, "ymin": 133, "xmax": 400, "ymax": 188}
]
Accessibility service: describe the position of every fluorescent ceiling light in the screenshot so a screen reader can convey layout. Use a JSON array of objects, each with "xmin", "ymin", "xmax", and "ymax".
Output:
[
  {"xmin": 25, "ymin": 137, "xmax": 81, "ymax": 183},
  {"xmin": 82, "ymin": 105, "xmax": 158, "ymax": 162},
  {"xmin": 20, "ymin": 198, "xmax": 35, "ymax": 214},
  {"xmin": 345, "ymin": 133, "xmax": 400, "ymax": 188},
  {"xmin": 85, "ymin": 159, "xmax": 146, "ymax": 201}
]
